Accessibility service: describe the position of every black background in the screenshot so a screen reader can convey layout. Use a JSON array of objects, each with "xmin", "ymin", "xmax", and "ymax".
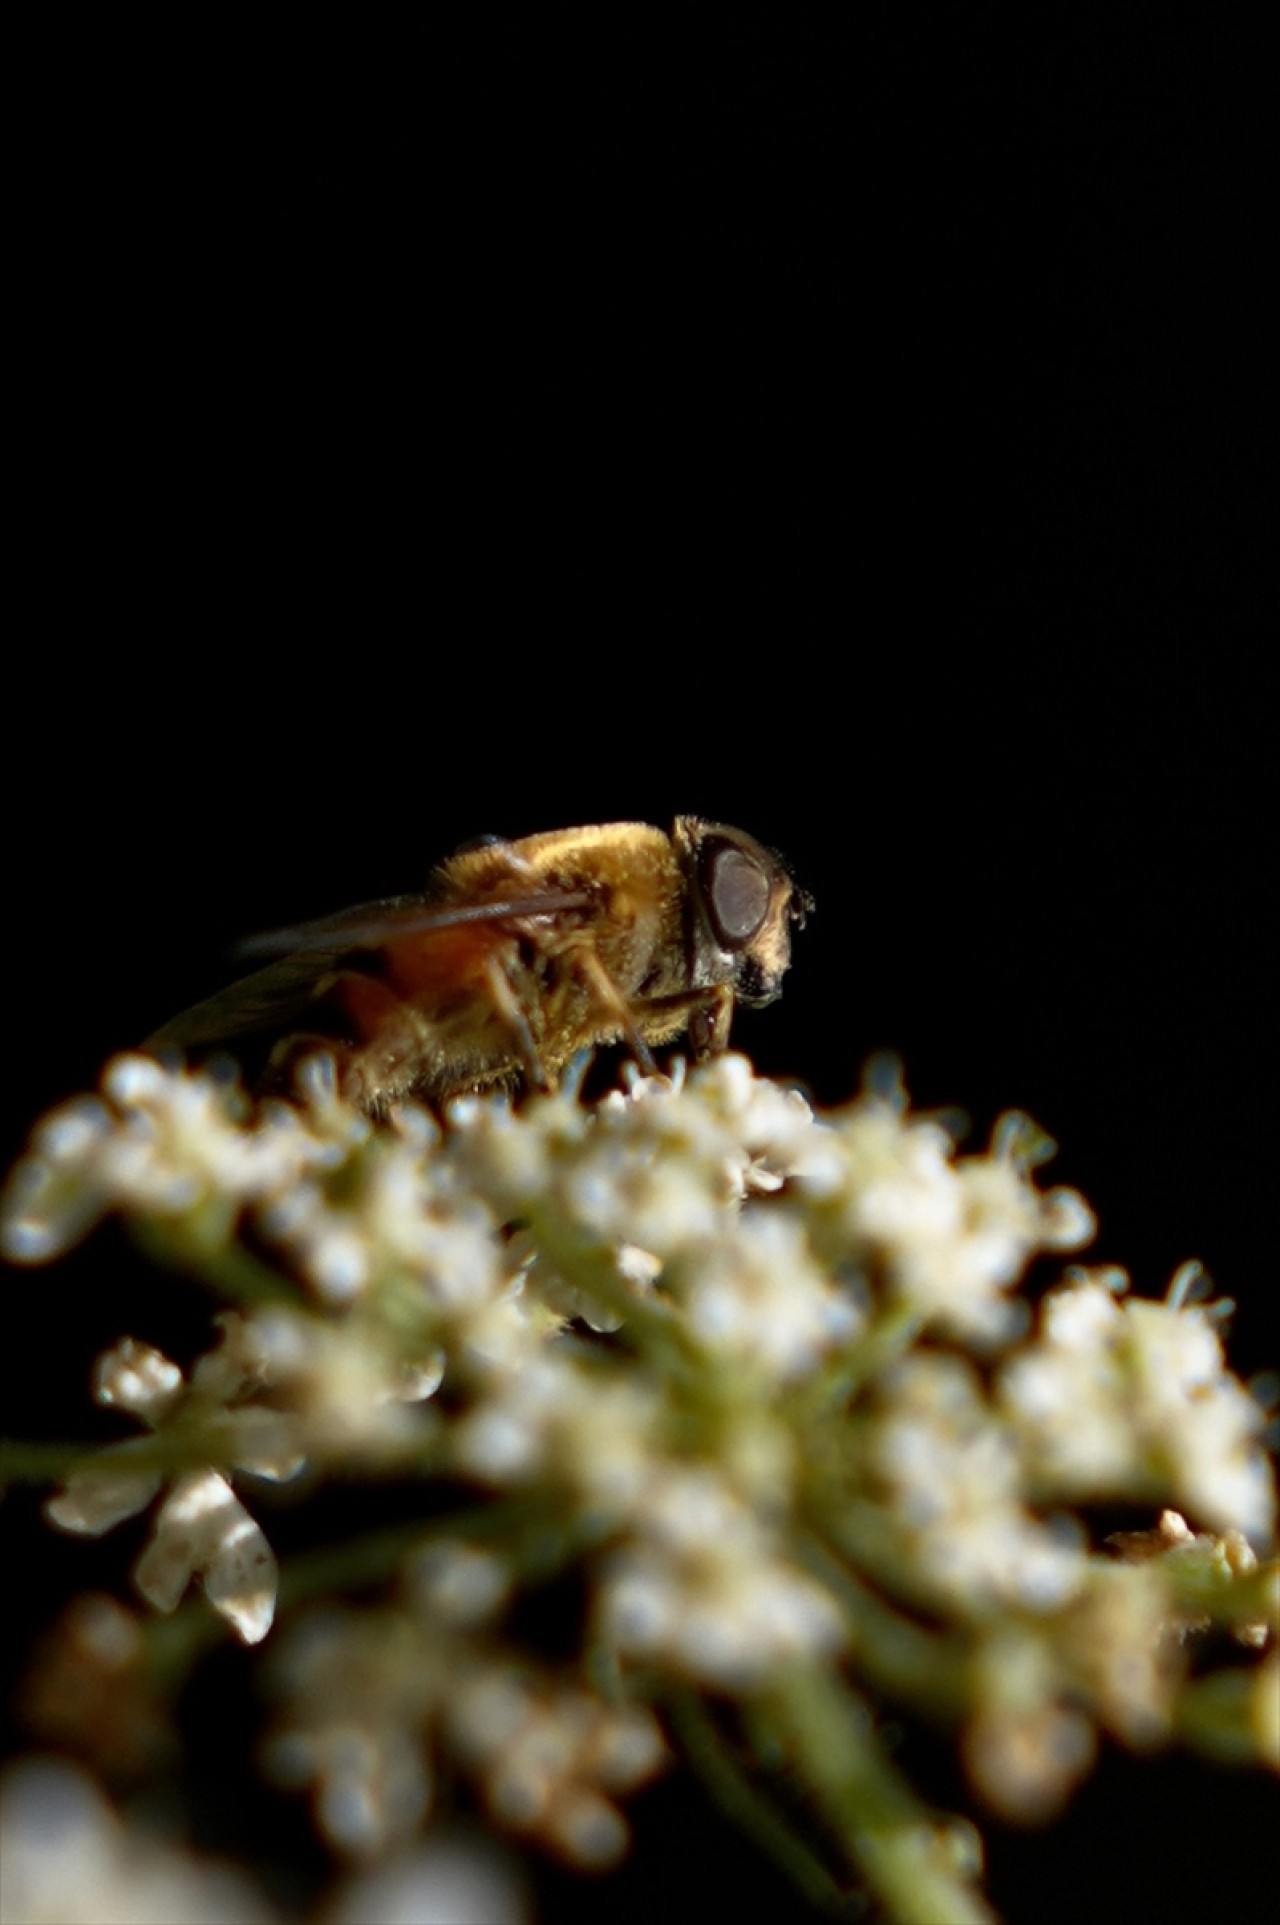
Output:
[{"xmin": 4, "ymin": 11, "xmax": 1273, "ymax": 1921}]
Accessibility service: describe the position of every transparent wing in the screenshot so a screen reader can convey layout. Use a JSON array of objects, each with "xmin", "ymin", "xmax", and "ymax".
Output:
[
  {"xmin": 236, "ymin": 888, "xmax": 594, "ymax": 957},
  {"xmin": 145, "ymin": 888, "xmax": 596, "ymax": 1053},
  {"xmin": 144, "ymin": 947, "xmax": 355, "ymax": 1052}
]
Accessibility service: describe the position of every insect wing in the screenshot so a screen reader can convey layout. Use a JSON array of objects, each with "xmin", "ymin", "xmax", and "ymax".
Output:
[
  {"xmin": 145, "ymin": 887, "xmax": 597, "ymax": 1055},
  {"xmin": 236, "ymin": 889, "xmax": 595, "ymax": 957},
  {"xmin": 144, "ymin": 946, "xmax": 355, "ymax": 1053}
]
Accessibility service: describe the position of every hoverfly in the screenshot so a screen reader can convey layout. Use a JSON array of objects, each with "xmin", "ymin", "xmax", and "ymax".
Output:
[{"xmin": 145, "ymin": 819, "xmax": 810, "ymax": 1113}]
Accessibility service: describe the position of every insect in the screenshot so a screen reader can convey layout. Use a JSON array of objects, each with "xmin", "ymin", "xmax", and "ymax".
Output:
[{"xmin": 146, "ymin": 819, "xmax": 811, "ymax": 1112}]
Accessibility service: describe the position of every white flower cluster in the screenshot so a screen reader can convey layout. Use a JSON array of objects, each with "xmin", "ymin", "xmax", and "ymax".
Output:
[
  {"xmin": 861, "ymin": 1350, "xmax": 1089, "ymax": 1618},
  {"xmin": 1001, "ymin": 1265, "xmax": 1275, "ymax": 1542},
  {"xmin": 2, "ymin": 1049, "xmax": 1275, "ymax": 1906},
  {"xmin": 1, "ymin": 1054, "xmax": 360, "ymax": 1266},
  {"xmin": 260, "ymin": 1585, "xmax": 668, "ymax": 1870}
]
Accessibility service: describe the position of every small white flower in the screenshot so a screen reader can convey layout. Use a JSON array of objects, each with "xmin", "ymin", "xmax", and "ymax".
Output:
[
  {"xmin": 446, "ymin": 1670, "xmax": 666, "ymax": 1868},
  {"xmin": 406, "ymin": 1541, "xmax": 511, "ymax": 1627},
  {"xmin": 44, "ymin": 1332, "xmax": 298, "ymax": 1644},
  {"xmin": 598, "ymin": 1465, "xmax": 844, "ymax": 1686},
  {"xmin": 676, "ymin": 1208, "xmax": 863, "ymax": 1381}
]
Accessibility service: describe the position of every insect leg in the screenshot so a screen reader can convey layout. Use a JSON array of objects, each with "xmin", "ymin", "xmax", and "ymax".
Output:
[
  {"xmin": 686, "ymin": 985, "xmax": 734, "ymax": 1057},
  {"xmin": 621, "ymin": 985, "xmax": 735, "ymax": 1060},
  {"xmin": 570, "ymin": 947, "xmax": 658, "ymax": 1075},
  {"xmin": 481, "ymin": 952, "xmax": 553, "ymax": 1092},
  {"xmin": 272, "ymin": 969, "xmax": 430, "ymax": 1109}
]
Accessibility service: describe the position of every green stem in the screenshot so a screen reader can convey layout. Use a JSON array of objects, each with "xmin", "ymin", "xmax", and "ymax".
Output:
[
  {"xmin": 666, "ymin": 1689, "xmax": 850, "ymax": 1915},
  {"xmin": 798, "ymin": 1300, "xmax": 925, "ymax": 1419},
  {"xmin": 0, "ymin": 1438, "xmax": 101, "ymax": 1483},
  {"xmin": 1174, "ymin": 1669, "xmax": 1272, "ymax": 1767},
  {"xmin": 792, "ymin": 1528, "xmax": 968, "ymax": 1721},
  {"xmin": 527, "ymin": 1210, "xmax": 705, "ymax": 1380},
  {"xmin": 756, "ymin": 1664, "xmax": 997, "ymax": 1925},
  {"xmin": 275, "ymin": 1496, "xmax": 586, "ymax": 1608},
  {"xmin": 132, "ymin": 1214, "xmax": 301, "ymax": 1307}
]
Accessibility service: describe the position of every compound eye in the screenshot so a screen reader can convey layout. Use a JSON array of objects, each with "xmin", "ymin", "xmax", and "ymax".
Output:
[{"xmin": 706, "ymin": 844, "xmax": 771, "ymax": 949}]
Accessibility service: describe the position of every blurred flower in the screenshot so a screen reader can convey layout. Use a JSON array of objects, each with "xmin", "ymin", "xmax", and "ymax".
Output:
[
  {"xmin": 322, "ymin": 1834, "xmax": 527, "ymax": 1925},
  {"xmin": 1000, "ymin": 1269, "xmax": 1275, "ymax": 1543},
  {"xmin": 263, "ymin": 1606, "xmax": 667, "ymax": 1872},
  {"xmin": 262, "ymin": 1608, "xmax": 437, "ymax": 1859},
  {"xmin": 865, "ymin": 1351, "xmax": 1088, "ymax": 1617},
  {"xmin": 447, "ymin": 1667, "xmax": 667, "ymax": 1867},
  {"xmin": 591, "ymin": 1455, "xmax": 846, "ymax": 1686},
  {"xmin": 0, "ymin": 1759, "xmax": 275, "ymax": 1924},
  {"xmin": 0, "ymin": 1055, "xmax": 347, "ymax": 1265},
  {"xmin": 18, "ymin": 1597, "xmax": 174, "ymax": 1784}
]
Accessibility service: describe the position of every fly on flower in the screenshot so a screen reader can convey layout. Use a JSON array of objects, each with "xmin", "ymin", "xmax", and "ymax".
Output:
[{"xmin": 146, "ymin": 820, "xmax": 811, "ymax": 1113}]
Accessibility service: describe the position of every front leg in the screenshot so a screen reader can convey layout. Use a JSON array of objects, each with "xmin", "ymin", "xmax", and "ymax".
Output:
[
  {"xmin": 622, "ymin": 985, "xmax": 736, "ymax": 1062},
  {"xmin": 685, "ymin": 985, "xmax": 734, "ymax": 1059}
]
